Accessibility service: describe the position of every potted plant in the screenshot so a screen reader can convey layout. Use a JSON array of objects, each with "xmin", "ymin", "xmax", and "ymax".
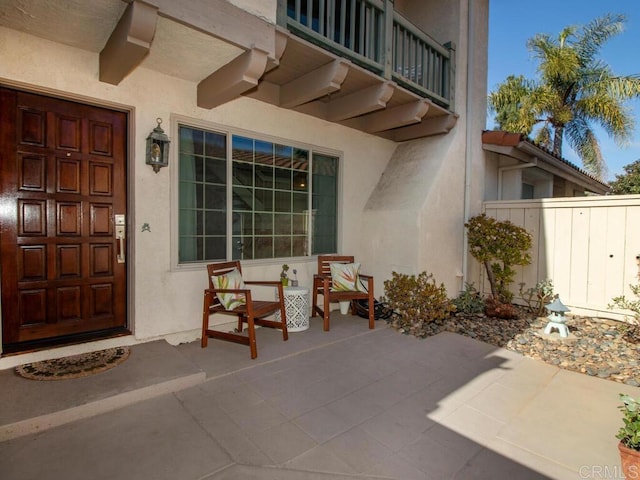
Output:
[
  {"xmin": 280, "ymin": 264, "xmax": 289, "ymax": 287},
  {"xmin": 617, "ymin": 393, "xmax": 640, "ymax": 479}
]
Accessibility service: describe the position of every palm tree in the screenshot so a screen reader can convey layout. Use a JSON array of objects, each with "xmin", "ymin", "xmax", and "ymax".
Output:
[{"xmin": 488, "ymin": 14, "xmax": 640, "ymax": 179}]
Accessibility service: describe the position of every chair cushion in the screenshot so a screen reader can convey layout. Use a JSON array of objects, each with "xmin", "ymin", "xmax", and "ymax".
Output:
[
  {"xmin": 211, "ymin": 268, "xmax": 247, "ymax": 310},
  {"xmin": 330, "ymin": 262, "xmax": 361, "ymax": 292}
]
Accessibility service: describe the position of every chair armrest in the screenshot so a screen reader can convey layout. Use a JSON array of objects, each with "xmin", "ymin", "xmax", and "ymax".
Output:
[
  {"xmin": 205, "ymin": 287, "xmax": 251, "ymax": 297},
  {"xmin": 313, "ymin": 273, "xmax": 331, "ymax": 289},
  {"xmin": 359, "ymin": 274, "xmax": 373, "ymax": 280},
  {"xmin": 244, "ymin": 281, "xmax": 281, "ymax": 287}
]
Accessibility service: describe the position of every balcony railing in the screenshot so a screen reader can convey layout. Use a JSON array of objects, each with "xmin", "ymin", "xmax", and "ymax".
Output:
[{"xmin": 278, "ymin": 0, "xmax": 454, "ymax": 109}]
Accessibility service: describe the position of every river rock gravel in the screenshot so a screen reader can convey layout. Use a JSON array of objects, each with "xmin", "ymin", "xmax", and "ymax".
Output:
[{"xmin": 387, "ymin": 311, "xmax": 640, "ymax": 386}]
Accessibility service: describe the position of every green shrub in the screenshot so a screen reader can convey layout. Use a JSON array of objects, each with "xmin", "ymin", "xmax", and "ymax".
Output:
[
  {"xmin": 519, "ymin": 279, "xmax": 555, "ymax": 316},
  {"xmin": 452, "ymin": 282, "xmax": 485, "ymax": 314},
  {"xmin": 465, "ymin": 214, "xmax": 532, "ymax": 303},
  {"xmin": 609, "ymin": 283, "xmax": 640, "ymax": 324},
  {"xmin": 608, "ymin": 282, "xmax": 640, "ymax": 342},
  {"xmin": 617, "ymin": 394, "xmax": 640, "ymax": 450},
  {"xmin": 383, "ymin": 271, "xmax": 455, "ymax": 336}
]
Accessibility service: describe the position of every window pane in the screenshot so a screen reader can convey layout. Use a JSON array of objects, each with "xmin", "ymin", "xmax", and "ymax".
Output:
[
  {"xmin": 179, "ymin": 127, "xmax": 203, "ymax": 155},
  {"xmin": 178, "ymin": 125, "xmax": 227, "ymax": 262},
  {"xmin": 312, "ymin": 154, "xmax": 338, "ymax": 254},
  {"xmin": 293, "ymin": 171, "xmax": 308, "ymax": 191},
  {"xmin": 204, "ymin": 184, "xmax": 226, "ymax": 209},
  {"xmin": 274, "ymin": 191, "xmax": 292, "ymax": 212},
  {"xmin": 232, "ymin": 136, "xmax": 253, "ymax": 162},
  {"xmin": 179, "ymin": 236, "xmax": 202, "ymax": 263},
  {"xmin": 179, "ymin": 127, "xmax": 338, "ymax": 263},
  {"xmin": 205, "ymin": 211, "xmax": 226, "ymax": 235},
  {"xmin": 274, "ymin": 214, "xmax": 292, "ymax": 235},
  {"xmin": 179, "ymin": 209, "xmax": 199, "ymax": 236},
  {"xmin": 292, "ymin": 236, "xmax": 307, "ymax": 256},
  {"xmin": 274, "ymin": 168, "xmax": 292, "ymax": 190},
  {"xmin": 233, "ymin": 236, "xmax": 253, "ymax": 260},
  {"xmin": 255, "ymin": 213, "xmax": 273, "ymax": 235},
  {"xmin": 205, "ymin": 131, "xmax": 226, "ymax": 158},
  {"xmin": 233, "ymin": 162, "xmax": 253, "ymax": 186},
  {"xmin": 255, "ymin": 140, "xmax": 273, "ymax": 165},
  {"xmin": 233, "ymin": 187, "xmax": 253, "ymax": 210},
  {"xmin": 292, "ymin": 214, "xmax": 307, "ymax": 234},
  {"xmin": 204, "ymin": 237, "xmax": 226, "ymax": 260},
  {"xmin": 255, "ymin": 165, "xmax": 273, "ymax": 188},
  {"xmin": 233, "ymin": 212, "xmax": 253, "ymax": 235},
  {"xmin": 204, "ymin": 158, "xmax": 226, "ymax": 184},
  {"xmin": 275, "ymin": 144, "xmax": 292, "ymax": 168},
  {"xmin": 293, "ymin": 148, "xmax": 309, "ymax": 166},
  {"xmin": 274, "ymin": 237, "xmax": 292, "ymax": 257},
  {"xmin": 254, "ymin": 237, "xmax": 273, "ymax": 259},
  {"xmin": 255, "ymin": 188, "xmax": 273, "ymax": 212},
  {"xmin": 180, "ymin": 154, "xmax": 198, "ymax": 181},
  {"xmin": 293, "ymin": 192, "xmax": 307, "ymax": 213},
  {"xmin": 179, "ymin": 182, "xmax": 199, "ymax": 209}
]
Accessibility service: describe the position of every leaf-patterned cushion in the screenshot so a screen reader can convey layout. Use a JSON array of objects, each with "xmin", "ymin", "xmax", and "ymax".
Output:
[
  {"xmin": 211, "ymin": 268, "xmax": 247, "ymax": 310},
  {"xmin": 330, "ymin": 262, "xmax": 361, "ymax": 292}
]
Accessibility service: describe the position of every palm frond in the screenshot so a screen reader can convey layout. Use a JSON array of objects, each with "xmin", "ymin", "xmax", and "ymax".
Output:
[
  {"xmin": 491, "ymin": 14, "xmax": 633, "ymax": 174},
  {"xmin": 533, "ymin": 125, "xmax": 552, "ymax": 149},
  {"xmin": 574, "ymin": 14, "xmax": 625, "ymax": 65},
  {"xmin": 602, "ymin": 75, "xmax": 640, "ymax": 99},
  {"xmin": 565, "ymin": 120, "xmax": 606, "ymax": 179}
]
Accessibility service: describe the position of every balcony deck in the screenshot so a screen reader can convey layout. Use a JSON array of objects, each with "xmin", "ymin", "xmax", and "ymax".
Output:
[
  {"xmin": 264, "ymin": 0, "xmax": 457, "ymax": 140},
  {"xmin": 0, "ymin": 0, "xmax": 458, "ymax": 145}
]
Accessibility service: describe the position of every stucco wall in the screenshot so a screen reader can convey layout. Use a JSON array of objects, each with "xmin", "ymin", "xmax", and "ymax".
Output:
[
  {"xmin": 0, "ymin": 0, "xmax": 490, "ymax": 366},
  {"xmin": 361, "ymin": 0, "xmax": 489, "ymax": 298},
  {"xmin": 0, "ymin": 26, "xmax": 396, "ymax": 350},
  {"xmin": 226, "ymin": 0, "xmax": 276, "ymax": 24}
]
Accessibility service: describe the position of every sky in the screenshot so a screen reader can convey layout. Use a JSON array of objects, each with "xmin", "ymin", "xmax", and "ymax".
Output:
[{"xmin": 487, "ymin": 0, "xmax": 640, "ymax": 181}]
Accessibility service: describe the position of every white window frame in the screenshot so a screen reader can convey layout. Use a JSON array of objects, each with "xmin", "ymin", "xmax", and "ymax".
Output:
[{"xmin": 170, "ymin": 115, "xmax": 343, "ymax": 270}]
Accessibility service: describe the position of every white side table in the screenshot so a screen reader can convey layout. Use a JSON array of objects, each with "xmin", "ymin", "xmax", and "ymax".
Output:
[{"xmin": 275, "ymin": 286, "xmax": 310, "ymax": 332}]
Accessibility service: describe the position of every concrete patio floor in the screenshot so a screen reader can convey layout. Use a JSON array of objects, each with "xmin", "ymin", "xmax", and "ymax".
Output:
[{"xmin": 0, "ymin": 313, "xmax": 638, "ymax": 479}]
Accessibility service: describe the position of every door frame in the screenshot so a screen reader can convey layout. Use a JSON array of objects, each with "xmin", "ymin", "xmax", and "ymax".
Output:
[{"xmin": 0, "ymin": 79, "xmax": 136, "ymax": 356}]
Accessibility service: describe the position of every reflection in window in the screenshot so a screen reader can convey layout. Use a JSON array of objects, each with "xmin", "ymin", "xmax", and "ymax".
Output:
[{"xmin": 178, "ymin": 124, "xmax": 339, "ymax": 263}]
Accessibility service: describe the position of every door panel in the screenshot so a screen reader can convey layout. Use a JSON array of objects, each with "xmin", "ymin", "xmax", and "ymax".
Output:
[{"xmin": 0, "ymin": 88, "xmax": 128, "ymax": 350}]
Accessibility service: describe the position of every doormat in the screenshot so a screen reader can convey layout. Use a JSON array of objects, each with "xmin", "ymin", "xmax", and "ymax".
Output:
[{"xmin": 15, "ymin": 347, "xmax": 131, "ymax": 381}]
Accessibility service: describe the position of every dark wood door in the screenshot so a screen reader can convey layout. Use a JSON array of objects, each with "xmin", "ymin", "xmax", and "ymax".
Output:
[{"xmin": 0, "ymin": 88, "xmax": 128, "ymax": 351}]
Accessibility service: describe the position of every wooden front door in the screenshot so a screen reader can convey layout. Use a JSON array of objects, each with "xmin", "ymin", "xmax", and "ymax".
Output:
[{"xmin": 0, "ymin": 88, "xmax": 128, "ymax": 352}]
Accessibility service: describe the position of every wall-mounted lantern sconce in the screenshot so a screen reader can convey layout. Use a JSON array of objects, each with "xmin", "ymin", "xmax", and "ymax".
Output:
[{"xmin": 146, "ymin": 118, "xmax": 170, "ymax": 173}]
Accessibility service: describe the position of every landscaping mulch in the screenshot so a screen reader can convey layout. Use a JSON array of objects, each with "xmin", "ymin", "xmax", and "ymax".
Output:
[{"xmin": 387, "ymin": 311, "xmax": 640, "ymax": 386}]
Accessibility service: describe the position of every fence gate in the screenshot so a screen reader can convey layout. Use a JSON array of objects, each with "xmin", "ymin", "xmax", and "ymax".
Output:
[{"xmin": 483, "ymin": 195, "xmax": 640, "ymax": 321}]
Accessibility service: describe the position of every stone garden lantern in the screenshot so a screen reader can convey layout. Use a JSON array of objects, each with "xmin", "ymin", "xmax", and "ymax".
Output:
[{"xmin": 543, "ymin": 297, "xmax": 571, "ymax": 337}]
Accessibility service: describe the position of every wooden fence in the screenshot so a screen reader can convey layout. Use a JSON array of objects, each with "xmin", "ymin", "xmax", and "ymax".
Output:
[{"xmin": 483, "ymin": 195, "xmax": 640, "ymax": 321}]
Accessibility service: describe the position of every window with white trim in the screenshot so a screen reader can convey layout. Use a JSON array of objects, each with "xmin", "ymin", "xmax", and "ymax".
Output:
[{"xmin": 178, "ymin": 124, "xmax": 338, "ymax": 263}]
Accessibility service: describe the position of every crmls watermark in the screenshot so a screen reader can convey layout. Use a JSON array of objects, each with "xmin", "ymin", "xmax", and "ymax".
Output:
[{"xmin": 579, "ymin": 465, "xmax": 638, "ymax": 479}]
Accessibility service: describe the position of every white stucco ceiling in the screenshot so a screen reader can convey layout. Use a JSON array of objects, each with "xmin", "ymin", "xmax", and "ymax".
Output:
[{"xmin": 0, "ymin": 0, "xmax": 242, "ymax": 82}]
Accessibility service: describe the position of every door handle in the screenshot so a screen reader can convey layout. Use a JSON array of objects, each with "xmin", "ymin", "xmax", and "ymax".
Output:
[{"xmin": 115, "ymin": 214, "xmax": 126, "ymax": 264}]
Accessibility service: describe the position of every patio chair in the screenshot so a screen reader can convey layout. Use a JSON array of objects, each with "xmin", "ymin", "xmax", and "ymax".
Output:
[
  {"xmin": 201, "ymin": 261, "xmax": 288, "ymax": 359},
  {"xmin": 312, "ymin": 255, "xmax": 375, "ymax": 331}
]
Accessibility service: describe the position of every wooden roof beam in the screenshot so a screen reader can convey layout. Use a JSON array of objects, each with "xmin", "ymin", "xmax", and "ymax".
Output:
[
  {"xmin": 381, "ymin": 113, "xmax": 458, "ymax": 141},
  {"xmin": 265, "ymin": 29, "xmax": 288, "ymax": 73},
  {"xmin": 197, "ymin": 48, "xmax": 269, "ymax": 109},
  {"xmin": 343, "ymin": 100, "xmax": 429, "ymax": 133},
  {"xmin": 325, "ymin": 81, "xmax": 396, "ymax": 122},
  {"xmin": 280, "ymin": 59, "xmax": 349, "ymax": 108},
  {"xmin": 99, "ymin": 1, "xmax": 158, "ymax": 85}
]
